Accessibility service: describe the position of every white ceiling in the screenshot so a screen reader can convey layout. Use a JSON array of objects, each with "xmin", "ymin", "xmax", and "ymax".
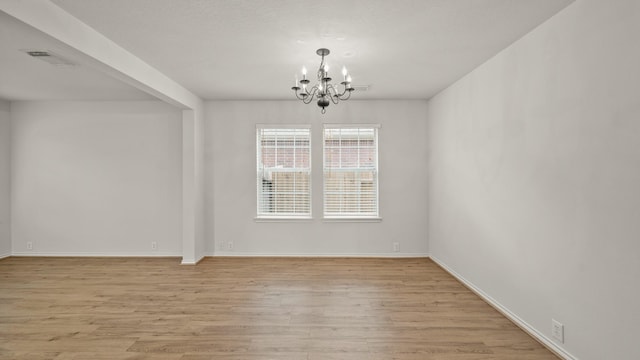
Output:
[
  {"xmin": 0, "ymin": 11, "xmax": 154, "ymax": 101},
  {"xmin": 2, "ymin": 0, "xmax": 574, "ymax": 102}
]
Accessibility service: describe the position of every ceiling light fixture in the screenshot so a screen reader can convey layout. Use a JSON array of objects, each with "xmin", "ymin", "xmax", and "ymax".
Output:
[{"xmin": 292, "ymin": 48, "xmax": 354, "ymax": 114}]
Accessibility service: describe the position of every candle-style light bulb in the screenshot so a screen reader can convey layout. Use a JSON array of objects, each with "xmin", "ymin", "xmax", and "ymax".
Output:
[
  {"xmin": 295, "ymin": 76, "xmax": 298, "ymax": 86},
  {"xmin": 342, "ymin": 66, "xmax": 348, "ymax": 81},
  {"xmin": 346, "ymin": 75, "xmax": 352, "ymax": 83},
  {"xmin": 302, "ymin": 66, "xmax": 307, "ymax": 80}
]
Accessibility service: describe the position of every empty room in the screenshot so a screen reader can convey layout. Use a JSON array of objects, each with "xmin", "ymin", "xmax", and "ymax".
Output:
[{"xmin": 0, "ymin": 0, "xmax": 638, "ymax": 359}]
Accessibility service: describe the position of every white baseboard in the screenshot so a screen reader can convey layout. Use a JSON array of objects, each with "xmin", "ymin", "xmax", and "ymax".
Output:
[
  {"xmin": 2, "ymin": 251, "xmax": 429, "ymax": 262},
  {"xmin": 180, "ymin": 255, "xmax": 205, "ymax": 265},
  {"xmin": 210, "ymin": 252, "xmax": 430, "ymax": 258},
  {"xmin": 0, "ymin": 252, "xmax": 11, "ymax": 260},
  {"xmin": 10, "ymin": 251, "xmax": 181, "ymax": 258},
  {"xmin": 6, "ymin": 251, "xmax": 429, "ymax": 259},
  {"xmin": 429, "ymin": 256, "xmax": 578, "ymax": 360}
]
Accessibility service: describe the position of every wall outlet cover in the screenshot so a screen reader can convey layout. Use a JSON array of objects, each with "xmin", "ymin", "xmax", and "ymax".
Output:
[{"xmin": 552, "ymin": 319, "xmax": 564, "ymax": 343}]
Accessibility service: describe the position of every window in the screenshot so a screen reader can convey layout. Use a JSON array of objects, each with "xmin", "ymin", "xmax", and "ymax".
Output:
[
  {"xmin": 256, "ymin": 126, "xmax": 311, "ymax": 218},
  {"xmin": 323, "ymin": 125, "xmax": 379, "ymax": 218}
]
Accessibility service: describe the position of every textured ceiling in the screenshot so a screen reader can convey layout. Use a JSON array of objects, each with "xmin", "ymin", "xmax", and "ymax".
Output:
[
  {"xmin": 51, "ymin": 0, "xmax": 574, "ymax": 101},
  {"xmin": 0, "ymin": 11, "xmax": 153, "ymax": 102}
]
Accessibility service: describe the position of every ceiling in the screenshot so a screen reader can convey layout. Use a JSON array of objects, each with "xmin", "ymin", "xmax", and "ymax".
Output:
[
  {"xmin": 2, "ymin": 0, "xmax": 574, "ymax": 102},
  {"xmin": 0, "ymin": 11, "xmax": 153, "ymax": 102}
]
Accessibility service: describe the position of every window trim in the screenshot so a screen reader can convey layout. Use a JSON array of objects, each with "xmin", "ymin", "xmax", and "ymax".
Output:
[
  {"xmin": 322, "ymin": 124, "xmax": 381, "ymax": 220},
  {"xmin": 322, "ymin": 217, "xmax": 382, "ymax": 223},
  {"xmin": 255, "ymin": 124, "xmax": 312, "ymax": 220}
]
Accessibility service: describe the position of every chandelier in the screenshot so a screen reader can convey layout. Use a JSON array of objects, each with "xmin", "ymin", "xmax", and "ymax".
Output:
[{"xmin": 291, "ymin": 48, "xmax": 354, "ymax": 114}]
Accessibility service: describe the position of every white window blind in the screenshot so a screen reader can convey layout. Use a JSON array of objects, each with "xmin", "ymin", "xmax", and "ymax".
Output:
[
  {"xmin": 256, "ymin": 127, "xmax": 311, "ymax": 218},
  {"xmin": 323, "ymin": 126, "xmax": 379, "ymax": 218}
]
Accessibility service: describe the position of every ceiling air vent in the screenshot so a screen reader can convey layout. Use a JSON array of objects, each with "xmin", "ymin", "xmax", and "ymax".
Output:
[
  {"xmin": 21, "ymin": 50, "xmax": 78, "ymax": 68},
  {"xmin": 351, "ymin": 85, "xmax": 370, "ymax": 92}
]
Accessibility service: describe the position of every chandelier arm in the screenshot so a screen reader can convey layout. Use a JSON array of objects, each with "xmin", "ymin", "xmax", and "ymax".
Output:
[
  {"xmin": 302, "ymin": 88, "xmax": 318, "ymax": 104},
  {"xmin": 302, "ymin": 95, "xmax": 314, "ymax": 104},
  {"xmin": 328, "ymin": 86, "xmax": 340, "ymax": 104},
  {"xmin": 293, "ymin": 91, "xmax": 306, "ymax": 101},
  {"xmin": 336, "ymin": 85, "xmax": 348, "ymax": 97},
  {"xmin": 338, "ymin": 90, "xmax": 353, "ymax": 101},
  {"xmin": 337, "ymin": 82, "xmax": 350, "ymax": 97}
]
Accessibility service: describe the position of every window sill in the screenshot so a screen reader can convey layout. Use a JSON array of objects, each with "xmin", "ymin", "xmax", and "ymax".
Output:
[
  {"xmin": 254, "ymin": 216, "xmax": 314, "ymax": 223},
  {"xmin": 322, "ymin": 217, "xmax": 382, "ymax": 223}
]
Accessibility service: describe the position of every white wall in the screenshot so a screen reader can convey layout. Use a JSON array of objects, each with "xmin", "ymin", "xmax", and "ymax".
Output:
[
  {"xmin": 0, "ymin": 100, "xmax": 10, "ymax": 258},
  {"xmin": 11, "ymin": 101, "xmax": 183, "ymax": 256},
  {"xmin": 427, "ymin": 1, "xmax": 640, "ymax": 359},
  {"xmin": 206, "ymin": 100, "xmax": 429, "ymax": 256}
]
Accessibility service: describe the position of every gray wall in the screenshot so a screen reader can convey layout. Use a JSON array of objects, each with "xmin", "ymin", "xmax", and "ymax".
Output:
[
  {"xmin": 206, "ymin": 100, "xmax": 429, "ymax": 256},
  {"xmin": 0, "ymin": 100, "xmax": 10, "ymax": 257},
  {"xmin": 10, "ymin": 101, "xmax": 183, "ymax": 256},
  {"xmin": 426, "ymin": 0, "xmax": 640, "ymax": 359}
]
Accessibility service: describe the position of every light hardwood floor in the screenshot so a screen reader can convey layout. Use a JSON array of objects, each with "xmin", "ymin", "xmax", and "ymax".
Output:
[{"xmin": 0, "ymin": 257, "xmax": 559, "ymax": 360}]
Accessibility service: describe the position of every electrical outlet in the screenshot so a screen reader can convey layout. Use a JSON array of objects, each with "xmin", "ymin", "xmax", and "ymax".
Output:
[
  {"xmin": 151, "ymin": 241, "xmax": 157, "ymax": 250},
  {"xmin": 227, "ymin": 241, "xmax": 234, "ymax": 250},
  {"xmin": 26, "ymin": 241, "xmax": 33, "ymax": 250},
  {"xmin": 552, "ymin": 319, "xmax": 564, "ymax": 343},
  {"xmin": 393, "ymin": 242, "xmax": 400, "ymax": 252}
]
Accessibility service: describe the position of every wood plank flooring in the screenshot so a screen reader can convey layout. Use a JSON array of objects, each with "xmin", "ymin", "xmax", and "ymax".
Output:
[{"xmin": 0, "ymin": 257, "xmax": 559, "ymax": 359}]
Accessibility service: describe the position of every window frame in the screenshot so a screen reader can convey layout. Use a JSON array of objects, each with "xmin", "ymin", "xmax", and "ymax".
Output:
[
  {"xmin": 255, "ymin": 124, "xmax": 312, "ymax": 220},
  {"xmin": 322, "ymin": 124, "xmax": 381, "ymax": 221}
]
